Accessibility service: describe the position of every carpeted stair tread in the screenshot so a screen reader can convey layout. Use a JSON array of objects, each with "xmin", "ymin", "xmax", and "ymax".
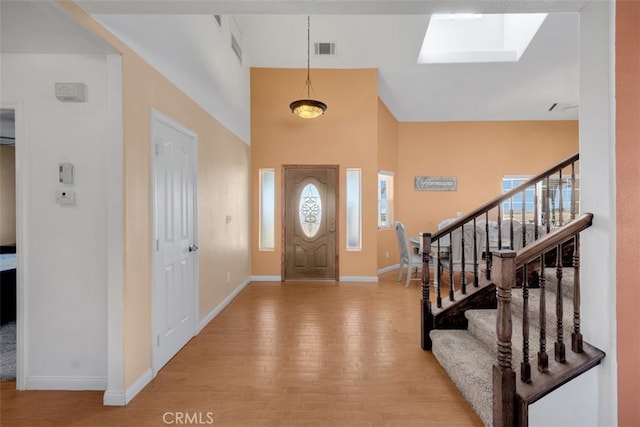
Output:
[
  {"xmin": 430, "ymin": 267, "xmax": 581, "ymax": 426},
  {"xmin": 509, "ymin": 287, "xmax": 575, "ymax": 338},
  {"xmin": 431, "ymin": 329, "xmax": 493, "ymax": 426},
  {"xmin": 543, "ymin": 267, "xmax": 575, "ymax": 299}
]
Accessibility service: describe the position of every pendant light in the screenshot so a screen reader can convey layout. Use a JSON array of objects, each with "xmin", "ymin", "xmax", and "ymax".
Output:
[{"xmin": 289, "ymin": 16, "xmax": 327, "ymax": 119}]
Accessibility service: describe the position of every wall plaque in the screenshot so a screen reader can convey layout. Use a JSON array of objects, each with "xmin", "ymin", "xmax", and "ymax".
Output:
[{"xmin": 414, "ymin": 176, "xmax": 457, "ymax": 191}]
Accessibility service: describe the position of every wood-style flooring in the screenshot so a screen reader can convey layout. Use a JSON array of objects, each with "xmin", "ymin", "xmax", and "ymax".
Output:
[{"xmin": 0, "ymin": 271, "xmax": 482, "ymax": 426}]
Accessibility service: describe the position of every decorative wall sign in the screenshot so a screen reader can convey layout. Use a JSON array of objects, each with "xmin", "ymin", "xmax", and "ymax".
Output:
[{"xmin": 414, "ymin": 176, "xmax": 457, "ymax": 191}]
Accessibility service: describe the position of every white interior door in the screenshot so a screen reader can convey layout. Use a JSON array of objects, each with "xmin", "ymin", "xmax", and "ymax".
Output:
[{"xmin": 152, "ymin": 112, "xmax": 198, "ymax": 375}]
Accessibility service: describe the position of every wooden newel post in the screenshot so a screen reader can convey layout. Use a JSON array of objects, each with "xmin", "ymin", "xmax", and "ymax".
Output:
[
  {"xmin": 420, "ymin": 232, "xmax": 434, "ymax": 351},
  {"xmin": 493, "ymin": 250, "xmax": 516, "ymax": 427}
]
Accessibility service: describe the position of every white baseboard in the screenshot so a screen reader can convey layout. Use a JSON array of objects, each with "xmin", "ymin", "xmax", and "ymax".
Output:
[
  {"xmin": 197, "ymin": 277, "xmax": 251, "ymax": 333},
  {"xmin": 25, "ymin": 375, "xmax": 107, "ymax": 391},
  {"xmin": 125, "ymin": 368, "xmax": 152, "ymax": 405},
  {"xmin": 339, "ymin": 276, "xmax": 379, "ymax": 282},
  {"xmin": 377, "ymin": 264, "xmax": 400, "ymax": 275},
  {"xmin": 250, "ymin": 275, "xmax": 281, "ymax": 282},
  {"xmin": 103, "ymin": 388, "xmax": 126, "ymax": 406},
  {"xmin": 104, "ymin": 278, "xmax": 252, "ymax": 407},
  {"xmin": 103, "ymin": 368, "xmax": 153, "ymax": 406}
]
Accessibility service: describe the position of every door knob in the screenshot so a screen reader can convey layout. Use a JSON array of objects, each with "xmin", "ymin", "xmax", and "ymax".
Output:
[{"xmin": 189, "ymin": 244, "xmax": 199, "ymax": 252}]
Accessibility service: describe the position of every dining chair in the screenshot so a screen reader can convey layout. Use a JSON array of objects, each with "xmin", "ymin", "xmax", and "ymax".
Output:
[
  {"xmin": 438, "ymin": 217, "xmax": 458, "ymax": 230},
  {"xmin": 394, "ymin": 221, "xmax": 423, "ymax": 287},
  {"xmin": 512, "ymin": 223, "xmax": 543, "ymax": 251},
  {"xmin": 501, "ymin": 219, "xmax": 521, "ymax": 249},
  {"xmin": 439, "ymin": 224, "xmax": 486, "ymax": 289}
]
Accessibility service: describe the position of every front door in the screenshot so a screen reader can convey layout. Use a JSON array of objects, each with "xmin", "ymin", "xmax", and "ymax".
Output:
[
  {"xmin": 151, "ymin": 111, "xmax": 198, "ymax": 375},
  {"xmin": 284, "ymin": 166, "xmax": 337, "ymax": 280}
]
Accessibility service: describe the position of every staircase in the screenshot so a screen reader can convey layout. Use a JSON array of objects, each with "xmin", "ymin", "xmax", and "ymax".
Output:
[
  {"xmin": 430, "ymin": 268, "xmax": 577, "ymax": 426},
  {"xmin": 415, "ymin": 153, "xmax": 606, "ymax": 426}
]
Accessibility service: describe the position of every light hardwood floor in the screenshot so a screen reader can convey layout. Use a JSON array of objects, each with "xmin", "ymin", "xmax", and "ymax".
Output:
[{"xmin": 0, "ymin": 271, "xmax": 482, "ymax": 426}]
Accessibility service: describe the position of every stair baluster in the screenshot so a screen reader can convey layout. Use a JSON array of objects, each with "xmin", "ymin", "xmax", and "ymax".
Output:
[
  {"xmin": 448, "ymin": 231, "xmax": 455, "ymax": 302},
  {"xmin": 521, "ymin": 262, "xmax": 532, "ymax": 383},
  {"xmin": 493, "ymin": 250, "xmax": 516, "ymax": 427},
  {"xmin": 537, "ymin": 253, "xmax": 549, "ymax": 372},
  {"xmin": 554, "ymin": 243, "xmax": 566, "ymax": 363},
  {"xmin": 436, "ymin": 239, "xmax": 442, "ymax": 308},
  {"xmin": 421, "ymin": 232, "xmax": 433, "ymax": 351},
  {"xmin": 460, "ymin": 225, "xmax": 467, "ymax": 295},
  {"xmin": 473, "ymin": 218, "xmax": 479, "ymax": 287},
  {"xmin": 570, "ymin": 163, "xmax": 577, "ymax": 222},
  {"xmin": 572, "ymin": 234, "xmax": 583, "ymax": 353}
]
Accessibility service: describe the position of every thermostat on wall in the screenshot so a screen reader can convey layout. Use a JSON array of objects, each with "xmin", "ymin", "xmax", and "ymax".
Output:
[
  {"xmin": 59, "ymin": 162, "xmax": 74, "ymax": 185},
  {"xmin": 55, "ymin": 82, "xmax": 87, "ymax": 102}
]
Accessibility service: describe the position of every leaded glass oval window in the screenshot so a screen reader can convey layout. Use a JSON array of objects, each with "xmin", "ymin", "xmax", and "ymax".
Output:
[{"xmin": 299, "ymin": 183, "xmax": 322, "ymax": 238}]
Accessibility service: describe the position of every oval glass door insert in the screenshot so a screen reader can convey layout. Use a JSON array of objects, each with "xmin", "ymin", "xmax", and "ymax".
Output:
[{"xmin": 299, "ymin": 183, "xmax": 322, "ymax": 237}]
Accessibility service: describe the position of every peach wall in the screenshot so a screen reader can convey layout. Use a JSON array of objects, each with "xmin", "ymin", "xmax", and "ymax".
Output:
[
  {"xmin": 397, "ymin": 121, "xmax": 578, "ymax": 239},
  {"xmin": 60, "ymin": 2, "xmax": 251, "ymax": 388},
  {"xmin": 616, "ymin": 1, "xmax": 640, "ymax": 424},
  {"xmin": 377, "ymin": 99, "xmax": 400, "ymax": 270},
  {"xmin": 0, "ymin": 145, "xmax": 16, "ymax": 245},
  {"xmin": 251, "ymin": 68, "xmax": 379, "ymax": 278}
]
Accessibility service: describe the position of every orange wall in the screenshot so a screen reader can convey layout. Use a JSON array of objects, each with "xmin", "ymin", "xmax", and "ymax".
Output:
[
  {"xmin": 395, "ymin": 121, "xmax": 578, "ymax": 241},
  {"xmin": 251, "ymin": 68, "xmax": 379, "ymax": 277},
  {"xmin": 0, "ymin": 145, "xmax": 16, "ymax": 245},
  {"xmin": 377, "ymin": 100, "xmax": 400, "ymax": 270},
  {"xmin": 616, "ymin": 1, "xmax": 640, "ymax": 424},
  {"xmin": 61, "ymin": 2, "xmax": 251, "ymax": 388}
]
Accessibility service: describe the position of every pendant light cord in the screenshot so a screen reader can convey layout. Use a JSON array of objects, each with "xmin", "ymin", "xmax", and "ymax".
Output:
[{"xmin": 306, "ymin": 15, "xmax": 311, "ymax": 98}]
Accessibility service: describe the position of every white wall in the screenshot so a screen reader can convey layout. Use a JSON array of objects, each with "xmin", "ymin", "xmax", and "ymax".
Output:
[
  {"xmin": 93, "ymin": 14, "xmax": 251, "ymax": 144},
  {"xmin": 530, "ymin": 1, "xmax": 618, "ymax": 425},
  {"xmin": 2, "ymin": 53, "xmax": 114, "ymax": 390}
]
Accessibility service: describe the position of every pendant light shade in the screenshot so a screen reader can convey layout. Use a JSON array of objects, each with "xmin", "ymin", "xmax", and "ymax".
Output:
[{"xmin": 290, "ymin": 16, "xmax": 327, "ymax": 119}]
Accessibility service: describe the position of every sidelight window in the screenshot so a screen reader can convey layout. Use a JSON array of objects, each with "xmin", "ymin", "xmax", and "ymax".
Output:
[
  {"xmin": 259, "ymin": 168, "xmax": 275, "ymax": 250},
  {"xmin": 346, "ymin": 168, "xmax": 362, "ymax": 250},
  {"xmin": 378, "ymin": 171, "xmax": 394, "ymax": 229}
]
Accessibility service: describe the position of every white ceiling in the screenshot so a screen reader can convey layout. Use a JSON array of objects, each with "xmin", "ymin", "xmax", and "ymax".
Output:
[{"xmin": 0, "ymin": 0, "xmax": 583, "ymax": 122}]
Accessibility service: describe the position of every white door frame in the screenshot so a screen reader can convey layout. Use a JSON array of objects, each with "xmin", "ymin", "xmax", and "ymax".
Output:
[
  {"xmin": 150, "ymin": 109, "xmax": 199, "ymax": 377},
  {"xmin": 1, "ymin": 100, "xmax": 25, "ymax": 389}
]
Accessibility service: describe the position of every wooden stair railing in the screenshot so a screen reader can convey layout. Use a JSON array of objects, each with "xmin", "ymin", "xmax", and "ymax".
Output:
[
  {"xmin": 493, "ymin": 213, "xmax": 605, "ymax": 427},
  {"xmin": 420, "ymin": 153, "xmax": 580, "ymax": 350}
]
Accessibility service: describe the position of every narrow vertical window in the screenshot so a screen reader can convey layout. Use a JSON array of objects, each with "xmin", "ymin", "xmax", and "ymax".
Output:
[
  {"xmin": 378, "ymin": 171, "xmax": 394, "ymax": 229},
  {"xmin": 259, "ymin": 168, "xmax": 275, "ymax": 250},
  {"xmin": 346, "ymin": 168, "xmax": 361, "ymax": 250}
]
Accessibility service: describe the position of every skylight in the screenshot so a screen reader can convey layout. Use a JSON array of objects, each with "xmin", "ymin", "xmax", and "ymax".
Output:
[{"xmin": 418, "ymin": 13, "xmax": 547, "ymax": 64}]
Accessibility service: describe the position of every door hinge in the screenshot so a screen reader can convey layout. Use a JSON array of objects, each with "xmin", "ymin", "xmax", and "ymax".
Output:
[
  {"xmin": 155, "ymin": 144, "xmax": 159, "ymax": 155},
  {"xmin": 157, "ymin": 335, "xmax": 160, "ymax": 346},
  {"xmin": 156, "ymin": 239, "xmax": 159, "ymax": 251}
]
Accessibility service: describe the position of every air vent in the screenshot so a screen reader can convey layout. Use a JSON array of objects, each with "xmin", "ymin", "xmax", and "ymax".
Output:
[
  {"xmin": 549, "ymin": 102, "xmax": 578, "ymax": 112},
  {"xmin": 314, "ymin": 42, "xmax": 336, "ymax": 56},
  {"xmin": 231, "ymin": 34, "xmax": 242, "ymax": 64}
]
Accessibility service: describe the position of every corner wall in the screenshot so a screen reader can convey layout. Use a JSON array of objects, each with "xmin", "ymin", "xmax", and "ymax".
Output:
[
  {"xmin": 531, "ymin": 2, "xmax": 618, "ymax": 425},
  {"xmin": 60, "ymin": 2, "xmax": 251, "ymax": 395},
  {"xmin": 377, "ymin": 99, "xmax": 399, "ymax": 271},
  {"xmin": 250, "ymin": 67, "xmax": 379, "ymax": 279},
  {"xmin": 615, "ymin": 0, "xmax": 640, "ymax": 424},
  {"xmin": 1, "ymin": 53, "xmax": 111, "ymax": 389}
]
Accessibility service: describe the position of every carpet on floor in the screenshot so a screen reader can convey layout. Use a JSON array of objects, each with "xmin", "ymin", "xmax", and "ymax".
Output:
[{"xmin": 1, "ymin": 321, "xmax": 16, "ymax": 381}]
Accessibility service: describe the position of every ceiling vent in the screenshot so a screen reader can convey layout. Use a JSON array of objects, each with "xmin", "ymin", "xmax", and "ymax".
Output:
[
  {"xmin": 314, "ymin": 42, "xmax": 335, "ymax": 56},
  {"xmin": 549, "ymin": 102, "xmax": 578, "ymax": 112}
]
